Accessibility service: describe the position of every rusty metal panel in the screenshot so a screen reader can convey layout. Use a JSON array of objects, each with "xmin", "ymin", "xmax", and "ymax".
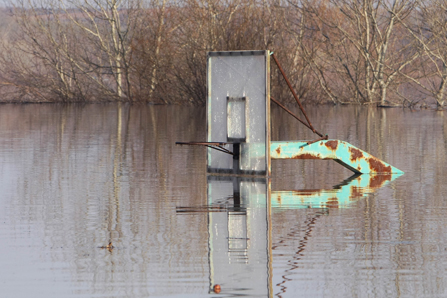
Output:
[
  {"xmin": 271, "ymin": 140, "xmax": 403, "ymax": 174},
  {"xmin": 207, "ymin": 51, "xmax": 270, "ymax": 176}
]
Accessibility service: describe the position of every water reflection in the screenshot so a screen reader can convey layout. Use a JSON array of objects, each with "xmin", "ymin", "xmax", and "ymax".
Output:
[
  {"xmin": 178, "ymin": 176, "xmax": 271, "ymax": 296},
  {"xmin": 177, "ymin": 172, "xmax": 399, "ymax": 297},
  {"xmin": 1, "ymin": 104, "xmax": 447, "ymax": 297},
  {"xmin": 207, "ymin": 176, "xmax": 270, "ymax": 296},
  {"xmin": 0, "ymin": 104, "xmax": 210, "ymax": 298},
  {"xmin": 272, "ymin": 173, "xmax": 402, "ymax": 210}
]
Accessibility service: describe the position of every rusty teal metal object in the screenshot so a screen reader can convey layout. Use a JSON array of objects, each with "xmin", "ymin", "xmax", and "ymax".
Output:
[
  {"xmin": 271, "ymin": 140, "xmax": 403, "ymax": 174},
  {"xmin": 177, "ymin": 50, "xmax": 404, "ymax": 177},
  {"xmin": 271, "ymin": 173, "xmax": 402, "ymax": 209}
]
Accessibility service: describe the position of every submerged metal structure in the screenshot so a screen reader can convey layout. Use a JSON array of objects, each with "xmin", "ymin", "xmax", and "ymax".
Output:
[
  {"xmin": 176, "ymin": 50, "xmax": 404, "ymax": 295},
  {"xmin": 178, "ymin": 50, "xmax": 403, "ymax": 176}
]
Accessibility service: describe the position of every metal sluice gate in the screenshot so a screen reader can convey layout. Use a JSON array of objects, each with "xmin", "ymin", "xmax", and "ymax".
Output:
[{"xmin": 176, "ymin": 50, "xmax": 403, "ymax": 176}]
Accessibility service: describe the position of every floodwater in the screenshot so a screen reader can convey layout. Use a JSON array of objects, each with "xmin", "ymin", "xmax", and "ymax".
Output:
[{"xmin": 0, "ymin": 103, "xmax": 446, "ymax": 297}]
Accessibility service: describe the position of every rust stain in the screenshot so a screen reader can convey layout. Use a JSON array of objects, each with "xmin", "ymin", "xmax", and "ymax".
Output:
[
  {"xmin": 276, "ymin": 146, "xmax": 281, "ymax": 155},
  {"xmin": 368, "ymin": 158, "xmax": 392, "ymax": 173},
  {"xmin": 292, "ymin": 153, "xmax": 322, "ymax": 159},
  {"xmin": 349, "ymin": 186, "xmax": 363, "ymax": 199},
  {"xmin": 325, "ymin": 197, "xmax": 339, "ymax": 208},
  {"xmin": 349, "ymin": 147, "xmax": 364, "ymax": 162},
  {"xmin": 325, "ymin": 140, "xmax": 339, "ymax": 151},
  {"xmin": 369, "ymin": 174, "xmax": 392, "ymax": 188}
]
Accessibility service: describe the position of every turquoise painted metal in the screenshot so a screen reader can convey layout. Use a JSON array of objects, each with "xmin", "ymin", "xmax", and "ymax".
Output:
[
  {"xmin": 271, "ymin": 140, "xmax": 403, "ymax": 174},
  {"xmin": 271, "ymin": 173, "xmax": 402, "ymax": 209}
]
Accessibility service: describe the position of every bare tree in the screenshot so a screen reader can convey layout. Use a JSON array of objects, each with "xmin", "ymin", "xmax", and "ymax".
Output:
[
  {"xmin": 168, "ymin": 0, "xmax": 285, "ymax": 104},
  {"xmin": 0, "ymin": 0, "xmax": 438, "ymax": 106},
  {"xmin": 279, "ymin": 2, "xmax": 339, "ymax": 104},
  {"xmin": 0, "ymin": 0, "xmax": 141, "ymax": 102},
  {"xmin": 398, "ymin": 0, "xmax": 447, "ymax": 108},
  {"xmin": 0, "ymin": 0, "xmax": 84, "ymax": 101},
  {"xmin": 130, "ymin": 0, "xmax": 186, "ymax": 103},
  {"xmin": 288, "ymin": 0, "xmax": 418, "ymax": 105},
  {"xmin": 62, "ymin": 0, "xmax": 139, "ymax": 100}
]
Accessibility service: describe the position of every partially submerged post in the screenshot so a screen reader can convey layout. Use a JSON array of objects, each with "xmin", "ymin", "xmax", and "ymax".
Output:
[{"xmin": 177, "ymin": 50, "xmax": 403, "ymax": 176}]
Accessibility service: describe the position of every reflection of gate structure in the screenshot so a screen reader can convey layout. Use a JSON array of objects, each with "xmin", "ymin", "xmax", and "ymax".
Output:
[
  {"xmin": 176, "ymin": 173, "xmax": 401, "ymax": 295},
  {"xmin": 206, "ymin": 177, "xmax": 270, "ymax": 296},
  {"xmin": 177, "ymin": 50, "xmax": 403, "ymax": 176}
]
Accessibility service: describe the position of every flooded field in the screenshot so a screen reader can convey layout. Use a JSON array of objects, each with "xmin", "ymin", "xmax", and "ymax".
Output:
[{"xmin": 0, "ymin": 104, "xmax": 446, "ymax": 297}]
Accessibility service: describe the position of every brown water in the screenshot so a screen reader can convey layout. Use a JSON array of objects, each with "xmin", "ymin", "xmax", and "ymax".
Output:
[{"xmin": 0, "ymin": 104, "xmax": 446, "ymax": 297}]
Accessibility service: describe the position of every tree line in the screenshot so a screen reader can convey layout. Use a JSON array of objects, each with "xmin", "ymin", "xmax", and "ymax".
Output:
[{"xmin": 0, "ymin": 0, "xmax": 445, "ymax": 108}]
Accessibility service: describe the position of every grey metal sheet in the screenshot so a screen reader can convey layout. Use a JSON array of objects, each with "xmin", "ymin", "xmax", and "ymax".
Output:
[{"xmin": 207, "ymin": 51, "xmax": 270, "ymax": 176}]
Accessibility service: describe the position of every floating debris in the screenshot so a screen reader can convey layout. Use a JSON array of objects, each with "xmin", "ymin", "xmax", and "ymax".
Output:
[
  {"xmin": 98, "ymin": 242, "xmax": 114, "ymax": 252},
  {"xmin": 213, "ymin": 284, "xmax": 221, "ymax": 293}
]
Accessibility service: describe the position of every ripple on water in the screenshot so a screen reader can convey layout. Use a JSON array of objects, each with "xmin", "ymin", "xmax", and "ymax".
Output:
[{"xmin": 1, "ymin": 105, "xmax": 447, "ymax": 297}]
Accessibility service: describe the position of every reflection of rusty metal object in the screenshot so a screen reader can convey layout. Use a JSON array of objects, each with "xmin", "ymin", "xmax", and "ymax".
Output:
[
  {"xmin": 271, "ymin": 140, "xmax": 403, "ymax": 174},
  {"xmin": 325, "ymin": 197, "xmax": 339, "ymax": 208},
  {"xmin": 369, "ymin": 174, "xmax": 392, "ymax": 188},
  {"xmin": 271, "ymin": 173, "xmax": 401, "ymax": 209}
]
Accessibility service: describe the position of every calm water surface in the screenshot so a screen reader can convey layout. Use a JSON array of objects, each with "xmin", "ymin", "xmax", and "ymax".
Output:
[{"xmin": 0, "ymin": 104, "xmax": 446, "ymax": 297}]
